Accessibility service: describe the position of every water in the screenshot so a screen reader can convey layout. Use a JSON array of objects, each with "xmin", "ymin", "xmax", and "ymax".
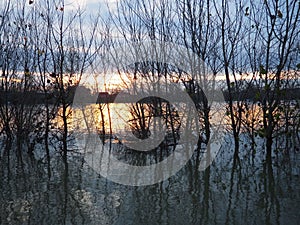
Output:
[
  {"xmin": 1, "ymin": 139, "xmax": 299, "ymax": 224},
  {"xmin": 0, "ymin": 103, "xmax": 300, "ymax": 224}
]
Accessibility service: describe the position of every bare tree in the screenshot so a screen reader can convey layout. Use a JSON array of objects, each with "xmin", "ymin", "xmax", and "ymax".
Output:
[
  {"xmin": 0, "ymin": 1, "xmax": 45, "ymax": 158},
  {"xmin": 176, "ymin": 0, "xmax": 223, "ymax": 146},
  {"xmin": 244, "ymin": 0, "xmax": 299, "ymax": 159},
  {"xmin": 40, "ymin": 0, "xmax": 100, "ymax": 165},
  {"xmin": 212, "ymin": 0, "xmax": 247, "ymax": 153}
]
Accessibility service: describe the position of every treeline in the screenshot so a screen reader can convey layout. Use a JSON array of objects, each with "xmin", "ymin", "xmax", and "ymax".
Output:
[{"xmin": 0, "ymin": 0, "xmax": 299, "ymax": 169}]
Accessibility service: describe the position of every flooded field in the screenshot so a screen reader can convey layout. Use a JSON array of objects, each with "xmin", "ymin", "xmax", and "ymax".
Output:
[
  {"xmin": 0, "ymin": 139, "xmax": 299, "ymax": 225},
  {"xmin": 1, "ymin": 0, "xmax": 299, "ymax": 224},
  {"xmin": 0, "ymin": 102, "xmax": 300, "ymax": 225}
]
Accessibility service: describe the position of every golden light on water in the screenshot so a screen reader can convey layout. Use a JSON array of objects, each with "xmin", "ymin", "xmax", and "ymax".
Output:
[{"xmin": 71, "ymin": 103, "xmax": 132, "ymax": 135}]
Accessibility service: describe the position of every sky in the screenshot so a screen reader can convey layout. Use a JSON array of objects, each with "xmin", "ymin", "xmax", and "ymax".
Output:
[{"xmin": 70, "ymin": 0, "xmax": 116, "ymax": 12}]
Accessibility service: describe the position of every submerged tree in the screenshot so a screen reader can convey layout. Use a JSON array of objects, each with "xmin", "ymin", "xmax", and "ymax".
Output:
[
  {"xmin": 244, "ymin": 0, "xmax": 299, "ymax": 159},
  {"xmin": 0, "ymin": 0, "xmax": 102, "ymax": 168},
  {"xmin": 176, "ymin": 0, "xmax": 222, "ymax": 146},
  {"xmin": 0, "ymin": 1, "xmax": 45, "ymax": 158}
]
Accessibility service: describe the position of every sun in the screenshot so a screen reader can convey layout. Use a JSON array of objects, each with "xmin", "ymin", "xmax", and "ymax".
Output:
[{"xmin": 80, "ymin": 72, "xmax": 132, "ymax": 94}]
